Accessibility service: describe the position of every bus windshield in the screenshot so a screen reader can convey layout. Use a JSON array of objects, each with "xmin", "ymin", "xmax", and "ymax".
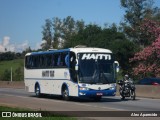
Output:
[{"xmin": 78, "ymin": 53, "xmax": 115, "ymax": 84}]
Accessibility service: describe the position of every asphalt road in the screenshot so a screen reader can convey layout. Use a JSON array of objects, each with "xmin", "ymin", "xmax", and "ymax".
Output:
[{"xmin": 0, "ymin": 88, "xmax": 160, "ymax": 120}]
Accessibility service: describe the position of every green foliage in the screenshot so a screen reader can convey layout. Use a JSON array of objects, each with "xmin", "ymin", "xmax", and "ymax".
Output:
[
  {"xmin": 110, "ymin": 39, "xmax": 139, "ymax": 75},
  {"xmin": 120, "ymin": 0, "xmax": 160, "ymax": 46},
  {"xmin": 42, "ymin": 16, "xmax": 85, "ymax": 50},
  {"xmin": 67, "ymin": 24, "xmax": 137, "ymax": 74},
  {"xmin": 0, "ymin": 52, "xmax": 15, "ymax": 61},
  {"xmin": 0, "ymin": 59, "xmax": 24, "ymax": 81},
  {"xmin": 14, "ymin": 67, "xmax": 24, "ymax": 81},
  {"xmin": 41, "ymin": 19, "xmax": 53, "ymax": 50},
  {"xmin": 1, "ymin": 69, "xmax": 11, "ymax": 81},
  {"xmin": 68, "ymin": 24, "xmax": 102, "ymax": 48}
]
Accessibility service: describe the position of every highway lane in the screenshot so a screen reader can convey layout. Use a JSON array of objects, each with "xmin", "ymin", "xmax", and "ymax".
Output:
[
  {"xmin": 0, "ymin": 88, "xmax": 160, "ymax": 119},
  {"xmin": 0, "ymin": 88, "xmax": 160, "ymax": 111}
]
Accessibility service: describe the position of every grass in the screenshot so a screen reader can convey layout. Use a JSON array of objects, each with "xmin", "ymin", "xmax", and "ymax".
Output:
[
  {"xmin": 0, "ymin": 59, "xmax": 24, "ymax": 74},
  {"xmin": 0, "ymin": 59, "xmax": 24, "ymax": 81},
  {"xmin": 0, "ymin": 106, "xmax": 76, "ymax": 120}
]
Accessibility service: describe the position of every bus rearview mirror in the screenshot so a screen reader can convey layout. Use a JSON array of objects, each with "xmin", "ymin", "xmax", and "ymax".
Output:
[
  {"xmin": 114, "ymin": 61, "xmax": 119, "ymax": 73},
  {"xmin": 75, "ymin": 65, "xmax": 78, "ymax": 71}
]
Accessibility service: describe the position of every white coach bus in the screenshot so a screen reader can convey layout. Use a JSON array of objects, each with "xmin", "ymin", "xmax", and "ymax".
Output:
[{"xmin": 24, "ymin": 46, "xmax": 119, "ymax": 101}]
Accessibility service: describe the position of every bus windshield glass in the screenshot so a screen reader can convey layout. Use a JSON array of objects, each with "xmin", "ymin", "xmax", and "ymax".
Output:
[{"xmin": 78, "ymin": 53, "xmax": 115, "ymax": 84}]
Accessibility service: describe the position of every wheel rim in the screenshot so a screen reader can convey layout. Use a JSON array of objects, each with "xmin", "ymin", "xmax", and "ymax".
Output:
[
  {"xmin": 64, "ymin": 89, "xmax": 68, "ymax": 97},
  {"xmin": 36, "ymin": 87, "xmax": 40, "ymax": 96},
  {"xmin": 62, "ymin": 88, "xmax": 69, "ymax": 100}
]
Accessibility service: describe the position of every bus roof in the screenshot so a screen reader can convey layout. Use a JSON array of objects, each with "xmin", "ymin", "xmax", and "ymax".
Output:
[
  {"xmin": 70, "ymin": 47, "xmax": 112, "ymax": 54},
  {"xmin": 25, "ymin": 47, "xmax": 112, "ymax": 56}
]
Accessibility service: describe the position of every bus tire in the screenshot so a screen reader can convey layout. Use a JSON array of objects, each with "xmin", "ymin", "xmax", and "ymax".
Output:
[
  {"xmin": 62, "ymin": 87, "xmax": 70, "ymax": 101},
  {"xmin": 35, "ymin": 85, "xmax": 41, "ymax": 97}
]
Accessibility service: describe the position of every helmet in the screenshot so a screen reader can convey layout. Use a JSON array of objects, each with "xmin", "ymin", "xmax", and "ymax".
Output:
[
  {"xmin": 124, "ymin": 74, "xmax": 129, "ymax": 80},
  {"xmin": 125, "ymin": 74, "xmax": 129, "ymax": 77}
]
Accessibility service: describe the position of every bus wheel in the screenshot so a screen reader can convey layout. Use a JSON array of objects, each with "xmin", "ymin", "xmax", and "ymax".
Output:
[
  {"xmin": 35, "ymin": 85, "xmax": 41, "ymax": 97},
  {"xmin": 62, "ymin": 88, "xmax": 70, "ymax": 101}
]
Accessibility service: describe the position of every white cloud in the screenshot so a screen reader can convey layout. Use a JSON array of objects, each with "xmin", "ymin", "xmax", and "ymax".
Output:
[
  {"xmin": 35, "ymin": 42, "xmax": 41, "ymax": 50},
  {"xmin": 0, "ymin": 45, "xmax": 4, "ymax": 52},
  {"xmin": 34, "ymin": 40, "xmax": 46, "ymax": 50},
  {"xmin": 2, "ymin": 36, "xmax": 10, "ymax": 47},
  {"xmin": 0, "ymin": 36, "xmax": 29, "ymax": 52},
  {"xmin": 16, "ymin": 41, "xmax": 29, "ymax": 52}
]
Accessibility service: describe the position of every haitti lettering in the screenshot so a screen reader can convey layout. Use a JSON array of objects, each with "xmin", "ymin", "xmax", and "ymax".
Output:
[{"xmin": 81, "ymin": 54, "xmax": 111, "ymax": 60}]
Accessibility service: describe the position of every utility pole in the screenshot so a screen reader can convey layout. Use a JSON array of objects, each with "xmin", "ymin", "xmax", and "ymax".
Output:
[{"xmin": 11, "ymin": 67, "xmax": 12, "ymax": 82}]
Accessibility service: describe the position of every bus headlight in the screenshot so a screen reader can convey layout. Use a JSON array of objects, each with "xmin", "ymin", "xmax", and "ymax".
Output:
[
  {"xmin": 109, "ymin": 87, "xmax": 115, "ymax": 90},
  {"xmin": 79, "ymin": 87, "xmax": 89, "ymax": 90}
]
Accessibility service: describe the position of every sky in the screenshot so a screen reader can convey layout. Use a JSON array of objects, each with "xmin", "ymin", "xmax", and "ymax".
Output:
[{"xmin": 0, "ymin": 0, "xmax": 160, "ymax": 52}]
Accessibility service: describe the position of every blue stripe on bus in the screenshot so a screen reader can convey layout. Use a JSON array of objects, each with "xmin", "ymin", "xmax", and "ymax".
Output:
[
  {"xmin": 25, "ymin": 78, "xmax": 70, "ymax": 80},
  {"xmin": 30, "ymin": 49, "xmax": 70, "ymax": 55}
]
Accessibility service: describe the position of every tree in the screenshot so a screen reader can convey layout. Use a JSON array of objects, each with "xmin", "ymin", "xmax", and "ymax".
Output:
[
  {"xmin": 69, "ymin": 23, "xmax": 137, "ymax": 74},
  {"xmin": 110, "ymin": 39, "xmax": 138, "ymax": 75},
  {"xmin": 130, "ymin": 19, "xmax": 160, "ymax": 78},
  {"xmin": 54, "ymin": 16, "xmax": 85, "ymax": 48},
  {"xmin": 42, "ymin": 16, "xmax": 85, "ymax": 49},
  {"xmin": 42, "ymin": 19, "xmax": 53, "ymax": 50},
  {"xmin": 0, "ymin": 52, "xmax": 15, "ymax": 61},
  {"xmin": 120, "ymin": 0, "xmax": 160, "ymax": 46}
]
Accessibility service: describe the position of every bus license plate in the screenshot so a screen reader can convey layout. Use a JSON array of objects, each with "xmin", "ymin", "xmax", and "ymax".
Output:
[{"xmin": 97, "ymin": 93, "xmax": 103, "ymax": 96}]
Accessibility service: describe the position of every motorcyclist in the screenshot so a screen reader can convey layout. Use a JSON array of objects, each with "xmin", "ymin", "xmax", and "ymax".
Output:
[
  {"xmin": 119, "ymin": 74, "xmax": 136, "ymax": 100},
  {"xmin": 122, "ymin": 74, "xmax": 130, "ymax": 92}
]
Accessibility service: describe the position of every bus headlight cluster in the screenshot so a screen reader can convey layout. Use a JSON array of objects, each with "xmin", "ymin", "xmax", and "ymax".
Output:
[
  {"xmin": 79, "ymin": 87, "xmax": 89, "ymax": 90},
  {"xmin": 109, "ymin": 87, "xmax": 115, "ymax": 90},
  {"xmin": 79, "ymin": 92, "xmax": 86, "ymax": 95}
]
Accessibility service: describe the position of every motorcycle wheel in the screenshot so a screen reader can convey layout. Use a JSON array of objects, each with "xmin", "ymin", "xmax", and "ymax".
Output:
[
  {"xmin": 119, "ymin": 89, "xmax": 125, "ymax": 100},
  {"xmin": 130, "ymin": 90, "xmax": 136, "ymax": 100},
  {"xmin": 120, "ymin": 94, "xmax": 125, "ymax": 100}
]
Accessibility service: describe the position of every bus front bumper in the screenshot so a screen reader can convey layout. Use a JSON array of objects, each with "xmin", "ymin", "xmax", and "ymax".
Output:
[{"xmin": 78, "ymin": 89, "xmax": 116, "ymax": 97}]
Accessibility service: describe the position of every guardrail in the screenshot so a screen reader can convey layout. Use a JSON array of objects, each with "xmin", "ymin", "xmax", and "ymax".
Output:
[
  {"xmin": 116, "ymin": 85, "xmax": 160, "ymax": 99},
  {"xmin": 0, "ymin": 81, "xmax": 24, "ymax": 89},
  {"xmin": 0, "ymin": 81, "xmax": 160, "ymax": 99}
]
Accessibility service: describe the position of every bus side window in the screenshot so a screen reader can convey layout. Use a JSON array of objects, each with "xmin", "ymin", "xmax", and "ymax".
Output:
[
  {"xmin": 61, "ymin": 52, "xmax": 68, "ymax": 67},
  {"xmin": 57, "ymin": 54, "xmax": 61, "ymax": 66},
  {"xmin": 25, "ymin": 56, "xmax": 30, "ymax": 69},
  {"xmin": 65, "ymin": 54, "xmax": 69, "ymax": 67},
  {"xmin": 54, "ymin": 54, "xmax": 58, "ymax": 67},
  {"xmin": 40, "ymin": 55, "xmax": 45, "ymax": 68},
  {"xmin": 30, "ymin": 56, "xmax": 34, "ymax": 68},
  {"xmin": 51, "ymin": 54, "xmax": 55, "ymax": 67},
  {"xmin": 70, "ymin": 52, "xmax": 77, "ymax": 82},
  {"xmin": 46, "ymin": 54, "xmax": 52, "ymax": 68}
]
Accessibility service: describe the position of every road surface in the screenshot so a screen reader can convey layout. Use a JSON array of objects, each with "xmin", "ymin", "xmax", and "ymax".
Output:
[{"xmin": 0, "ymin": 88, "xmax": 160, "ymax": 120}]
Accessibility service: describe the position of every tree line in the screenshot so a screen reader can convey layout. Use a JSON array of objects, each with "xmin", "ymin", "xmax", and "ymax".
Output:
[
  {"xmin": 41, "ymin": 0, "xmax": 160, "ymax": 79},
  {"xmin": 1, "ymin": 0, "xmax": 160, "ymax": 80}
]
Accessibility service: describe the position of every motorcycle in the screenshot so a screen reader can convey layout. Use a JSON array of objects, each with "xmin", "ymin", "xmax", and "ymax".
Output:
[{"xmin": 118, "ymin": 79, "xmax": 136, "ymax": 100}]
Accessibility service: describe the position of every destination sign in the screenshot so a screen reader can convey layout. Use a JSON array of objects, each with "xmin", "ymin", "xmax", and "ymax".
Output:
[{"xmin": 81, "ymin": 54, "xmax": 111, "ymax": 60}]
